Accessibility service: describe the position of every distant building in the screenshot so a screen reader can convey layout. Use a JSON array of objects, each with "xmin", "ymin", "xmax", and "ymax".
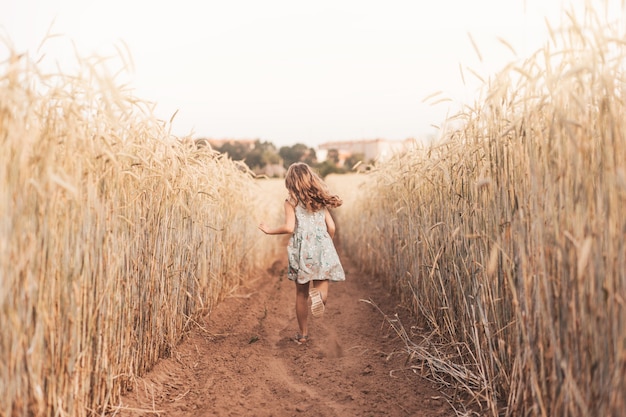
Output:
[{"xmin": 317, "ymin": 138, "xmax": 415, "ymax": 164}]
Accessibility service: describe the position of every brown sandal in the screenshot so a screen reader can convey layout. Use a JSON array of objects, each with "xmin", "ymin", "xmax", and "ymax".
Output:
[{"xmin": 295, "ymin": 334, "xmax": 309, "ymax": 344}]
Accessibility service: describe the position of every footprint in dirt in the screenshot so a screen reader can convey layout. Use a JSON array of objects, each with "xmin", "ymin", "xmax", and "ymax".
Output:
[{"xmin": 273, "ymin": 324, "xmax": 344, "ymax": 359}]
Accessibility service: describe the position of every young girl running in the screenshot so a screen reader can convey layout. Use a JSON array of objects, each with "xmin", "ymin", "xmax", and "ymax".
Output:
[{"xmin": 258, "ymin": 162, "xmax": 345, "ymax": 344}]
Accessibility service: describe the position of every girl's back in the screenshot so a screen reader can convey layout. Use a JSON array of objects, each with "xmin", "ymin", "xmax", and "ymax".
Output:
[{"xmin": 293, "ymin": 204, "xmax": 326, "ymax": 237}]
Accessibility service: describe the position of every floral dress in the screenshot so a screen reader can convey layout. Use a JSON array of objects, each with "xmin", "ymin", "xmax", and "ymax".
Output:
[{"xmin": 287, "ymin": 203, "xmax": 345, "ymax": 284}]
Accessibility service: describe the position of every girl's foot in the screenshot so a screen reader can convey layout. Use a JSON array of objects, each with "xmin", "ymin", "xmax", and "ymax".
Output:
[
  {"xmin": 295, "ymin": 334, "xmax": 309, "ymax": 344},
  {"xmin": 309, "ymin": 289, "xmax": 325, "ymax": 317}
]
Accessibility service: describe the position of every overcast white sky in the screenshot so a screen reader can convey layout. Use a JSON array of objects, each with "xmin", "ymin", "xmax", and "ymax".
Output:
[{"xmin": 0, "ymin": 0, "xmax": 615, "ymax": 147}]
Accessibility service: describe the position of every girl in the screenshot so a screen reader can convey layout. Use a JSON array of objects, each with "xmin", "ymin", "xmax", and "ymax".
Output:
[{"xmin": 258, "ymin": 162, "xmax": 345, "ymax": 344}]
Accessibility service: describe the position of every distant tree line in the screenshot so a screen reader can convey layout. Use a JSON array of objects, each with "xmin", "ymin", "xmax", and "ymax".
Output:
[{"xmin": 197, "ymin": 139, "xmax": 365, "ymax": 178}]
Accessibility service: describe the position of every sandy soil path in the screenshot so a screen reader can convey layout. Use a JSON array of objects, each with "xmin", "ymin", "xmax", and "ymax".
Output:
[{"xmin": 115, "ymin": 252, "xmax": 455, "ymax": 417}]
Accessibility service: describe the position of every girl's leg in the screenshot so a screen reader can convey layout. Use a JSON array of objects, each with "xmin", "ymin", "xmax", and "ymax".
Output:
[
  {"xmin": 311, "ymin": 279, "xmax": 329, "ymax": 304},
  {"xmin": 295, "ymin": 282, "xmax": 310, "ymax": 339}
]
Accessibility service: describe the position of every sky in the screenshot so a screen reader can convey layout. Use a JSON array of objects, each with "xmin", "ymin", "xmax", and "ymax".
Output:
[{"xmin": 0, "ymin": 0, "xmax": 614, "ymax": 148}]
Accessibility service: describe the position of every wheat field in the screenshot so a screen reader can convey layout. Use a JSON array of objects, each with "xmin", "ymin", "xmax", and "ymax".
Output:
[
  {"xmin": 333, "ymin": 4, "xmax": 626, "ymax": 417},
  {"xmin": 0, "ymin": 48, "xmax": 282, "ymax": 416},
  {"xmin": 2, "ymin": 2, "xmax": 625, "ymax": 417}
]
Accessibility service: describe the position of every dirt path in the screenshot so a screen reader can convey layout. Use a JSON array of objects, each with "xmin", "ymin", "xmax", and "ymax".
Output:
[{"xmin": 115, "ymin": 252, "xmax": 454, "ymax": 417}]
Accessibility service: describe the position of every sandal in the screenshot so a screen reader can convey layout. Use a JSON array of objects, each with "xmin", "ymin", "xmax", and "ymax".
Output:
[
  {"xmin": 295, "ymin": 334, "xmax": 309, "ymax": 344},
  {"xmin": 309, "ymin": 288, "xmax": 325, "ymax": 318}
]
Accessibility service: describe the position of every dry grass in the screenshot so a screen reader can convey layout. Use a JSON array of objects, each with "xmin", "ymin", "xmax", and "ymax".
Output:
[
  {"xmin": 0, "ymin": 44, "xmax": 280, "ymax": 416},
  {"xmin": 335, "ymin": 4, "xmax": 625, "ymax": 417}
]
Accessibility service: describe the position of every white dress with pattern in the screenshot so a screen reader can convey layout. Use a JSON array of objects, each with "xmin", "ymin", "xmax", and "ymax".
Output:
[{"xmin": 287, "ymin": 203, "xmax": 345, "ymax": 284}]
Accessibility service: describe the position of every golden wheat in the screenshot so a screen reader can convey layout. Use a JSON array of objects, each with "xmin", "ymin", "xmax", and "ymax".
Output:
[
  {"xmin": 335, "ymin": 4, "xmax": 625, "ymax": 416},
  {"xmin": 0, "ymin": 43, "xmax": 280, "ymax": 416}
]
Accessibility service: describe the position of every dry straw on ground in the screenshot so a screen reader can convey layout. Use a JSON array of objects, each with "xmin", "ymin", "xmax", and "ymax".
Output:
[
  {"xmin": 0, "ymin": 44, "xmax": 280, "ymax": 416},
  {"xmin": 335, "ymin": 4, "xmax": 625, "ymax": 417}
]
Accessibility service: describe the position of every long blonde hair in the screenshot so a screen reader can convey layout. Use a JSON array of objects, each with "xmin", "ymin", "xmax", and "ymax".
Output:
[{"xmin": 285, "ymin": 162, "xmax": 342, "ymax": 211}]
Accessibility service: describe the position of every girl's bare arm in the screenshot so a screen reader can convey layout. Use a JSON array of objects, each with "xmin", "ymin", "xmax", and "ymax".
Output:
[
  {"xmin": 258, "ymin": 200, "xmax": 295, "ymax": 235},
  {"xmin": 324, "ymin": 208, "xmax": 336, "ymax": 239}
]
